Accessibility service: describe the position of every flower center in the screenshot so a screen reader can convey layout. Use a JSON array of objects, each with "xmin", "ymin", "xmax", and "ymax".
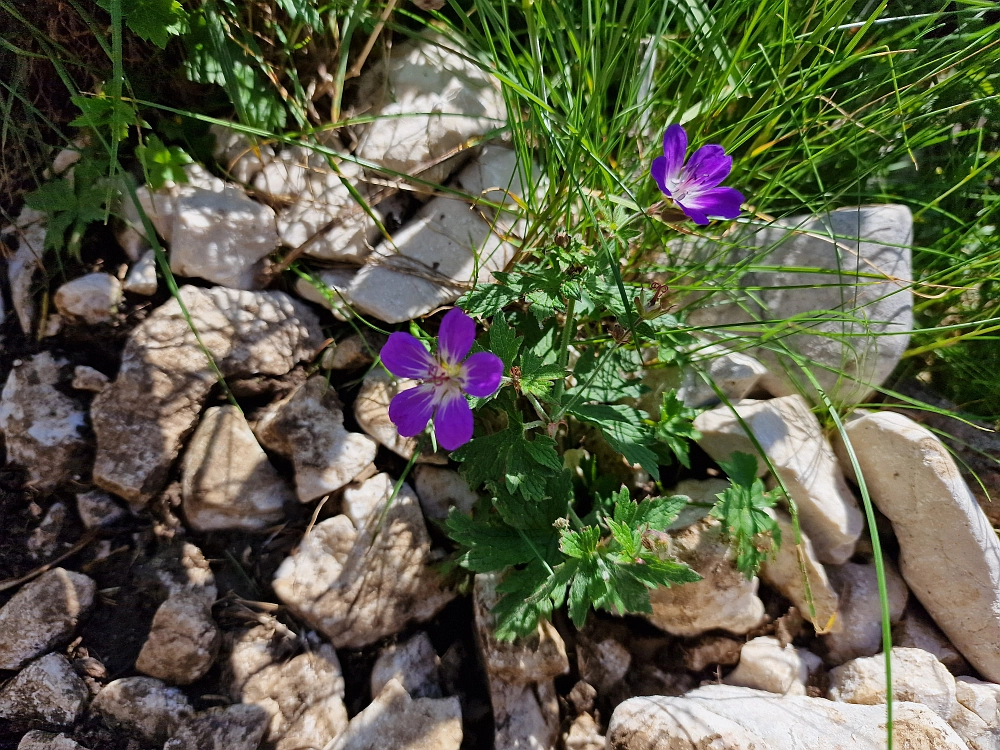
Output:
[{"xmin": 428, "ymin": 360, "xmax": 463, "ymax": 387}]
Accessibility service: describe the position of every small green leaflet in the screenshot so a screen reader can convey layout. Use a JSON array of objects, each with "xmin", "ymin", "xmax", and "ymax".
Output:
[
  {"xmin": 488, "ymin": 312, "xmax": 522, "ymax": 374},
  {"xmin": 519, "ymin": 351, "xmax": 566, "ymax": 398},
  {"xmin": 567, "ymin": 403, "xmax": 661, "ymax": 480},
  {"xmin": 70, "ymin": 96, "xmax": 137, "ymax": 141},
  {"xmin": 458, "ymin": 283, "xmax": 518, "ymax": 317},
  {"xmin": 96, "ymin": 0, "xmax": 187, "ymax": 48},
  {"xmin": 24, "ymin": 156, "xmax": 112, "ymax": 256},
  {"xmin": 711, "ymin": 452, "xmax": 782, "ymax": 579},
  {"xmin": 654, "ymin": 390, "xmax": 702, "ymax": 468},
  {"xmin": 136, "ymin": 134, "xmax": 193, "ymax": 189},
  {"xmin": 446, "ymin": 510, "xmax": 552, "ymax": 571}
]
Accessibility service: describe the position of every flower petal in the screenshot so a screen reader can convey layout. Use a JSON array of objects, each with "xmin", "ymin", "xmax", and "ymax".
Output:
[
  {"xmin": 381, "ymin": 332, "xmax": 435, "ymax": 380},
  {"xmin": 679, "ymin": 186, "xmax": 744, "ymax": 221},
  {"xmin": 681, "ymin": 144, "xmax": 732, "ymax": 190},
  {"xmin": 460, "ymin": 351, "xmax": 504, "ymax": 397},
  {"xmin": 651, "ymin": 156, "xmax": 672, "ymax": 197},
  {"xmin": 388, "ymin": 383, "xmax": 437, "ymax": 437},
  {"xmin": 434, "ymin": 391, "xmax": 474, "ymax": 450},
  {"xmin": 661, "ymin": 124, "xmax": 688, "ymax": 182},
  {"xmin": 438, "ymin": 308, "xmax": 476, "ymax": 364}
]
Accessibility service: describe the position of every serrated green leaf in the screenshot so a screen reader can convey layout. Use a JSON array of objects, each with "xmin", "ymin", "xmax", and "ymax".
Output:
[
  {"xmin": 568, "ymin": 403, "xmax": 661, "ymax": 481},
  {"xmin": 492, "ymin": 560, "xmax": 568, "ymax": 641},
  {"xmin": 634, "ymin": 495, "xmax": 688, "ymax": 531},
  {"xmin": 488, "ymin": 311, "xmax": 522, "ymax": 373},
  {"xmin": 655, "ymin": 390, "xmax": 702, "ymax": 468},
  {"xmin": 560, "ymin": 525, "xmax": 601, "ymax": 559},
  {"xmin": 70, "ymin": 95, "xmax": 137, "ymax": 140},
  {"xmin": 458, "ymin": 283, "xmax": 518, "ymax": 317},
  {"xmin": 519, "ymin": 350, "xmax": 566, "ymax": 398},
  {"xmin": 136, "ymin": 134, "xmax": 193, "ymax": 189},
  {"xmin": 447, "ymin": 510, "xmax": 545, "ymax": 571},
  {"xmin": 711, "ymin": 452, "xmax": 781, "ymax": 578},
  {"xmin": 717, "ymin": 451, "xmax": 761, "ymax": 489},
  {"xmin": 97, "ymin": 0, "xmax": 187, "ymax": 48},
  {"xmin": 24, "ymin": 180, "xmax": 74, "ymax": 215},
  {"xmin": 607, "ymin": 518, "xmax": 641, "ymax": 557}
]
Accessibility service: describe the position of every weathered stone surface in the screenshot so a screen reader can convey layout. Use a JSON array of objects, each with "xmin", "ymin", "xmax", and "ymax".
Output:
[
  {"xmin": 355, "ymin": 34, "xmax": 506, "ymax": 187},
  {"xmin": 27, "ymin": 502, "xmax": 67, "ymax": 560},
  {"xmin": 146, "ymin": 539, "xmax": 218, "ymax": 607},
  {"xmin": 353, "ymin": 369, "xmax": 447, "ymax": 463},
  {"xmin": 413, "ymin": 466, "xmax": 478, "ymax": 521},
  {"xmin": 474, "ymin": 573, "xmax": 566, "ymax": 750},
  {"xmin": 956, "ymin": 677, "xmax": 1000, "ymax": 727},
  {"xmin": 53, "ymin": 272, "xmax": 121, "ymax": 324},
  {"xmin": 182, "ymin": 405, "xmax": 292, "ymax": 530},
  {"xmin": 677, "ymin": 343, "xmax": 769, "ymax": 408},
  {"xmin": 227, "ymin": 622, "xmax": 348, "ymax": 750},
  {"xmin": 0, "ymin": 569, "xmax": 95, "ymax": 670},
  {"xmin": 646, "ymin": 518, "xmax": 765, "ymax": 637},
  {"xmin": 163, "ymin": 704, "xmax": 270, "ymax": 750},
  {"xmin": 71, "ymin": 365, "xmax": 109, "ymax": 392},
  {"xmin": 1, "ymin": 208, "xmax": 46, "ymax": 334},
  {"xmin": 577, "ymin": 637, "xmax": 631, "ymax": 694},
  {"xmin": 123, "ymin": 249, "xmax": 158, "ymax": 296},
  {"xmin": 76, "ymin": 489, "xmax": 126, "ymax": 529},
  {"xmin": 330, "ymin": 679, "xmax": 462, "ymax": 750},
  {"xmin": 950, "ymin": 704, "xmax": 1000, "ymax": 750},
  {"xmin": 822, "ymin": 560, "xmax": 908, "ymax": 665},
  {"xmin": 895, "ymin": 607, "xmax": 969, "ymax": 674},
  {"xmin": 564, "ymin": 712, "xmax": 605, "ymax": 750},
  {"xmin": 694, "ymin": 395, "xmax": 864, "ymax": 564},
  {"xmin": 0, "ymin": 653, "xmax": 89, "ymax": 726},
  {"xmin": 0, "ymin": 352, "xmax": 89, "ymax": 492},
  {"xmin": 834, "ymin": 410, "xmax": 1000, "ymax": 682},
  {"xmin": 135, "ymin": 591, "xmax": 220, "ymax": 685},
  {"xmin": 683, "ymin": 635, "xmax": 744, "ymax": 673},
  {"xmin": 211, "ymin": 125, "xmax": 273, "ymax": 184},
  {"xmin": 90, "ymin": 677, "xmax": 194, "ymax": 745},
  {"xmin": 91, "ymin": 286, "xmax": 322, "ymax": 506},
  {"xmin": 690, "ymin": 205, "xmax": 914, "ymax": 405},
  {"xmin": 255, "ymin": 376, "xmax": 378, "ymax": 502},
  {"xmin": 17, "ymin": 732, "xmax": 87, "ymax": 750},
  {"xmin": 608, "ymin": 684, "xmax": 967, "ymax": 750},
  {"xmin": 724, "ymin": 636, "xmax": 821, "ymax": 696},
  {"xmin": 294, "ymin": 267, "xmax": 355, "ymax": 321},
  {"xmin": 347, "ymin": 149, "xmax": 518, "ymax": 323},
  {"xmin": 170, "ymin": 187, "xmax": 278, "ymax": 289},
  {"xmin": 371, "ymin": 632, "xmax": 442, "ymax": 699},
  {"xmin": 325, "ymin": 333, "xmax": 381, "ymax": 370},
  {"xmin": 273, "ymin": 473, "xmax": 454, "ymax": 649},
  {"xmin": 829, "ymin": 648, "xmax": 957, "ymax": 722},
  {"xmin": 760, "ymin": 508, "xmax": 839, "ymax": 629}
]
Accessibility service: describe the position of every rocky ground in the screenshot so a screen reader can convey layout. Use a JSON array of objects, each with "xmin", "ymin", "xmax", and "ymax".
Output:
[{"xmin": 3, "ymin": 29, "xmax": 1000, "ymax": 750}]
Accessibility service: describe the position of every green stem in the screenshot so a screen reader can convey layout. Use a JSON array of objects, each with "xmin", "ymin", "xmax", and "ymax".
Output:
[{"xmin": 553, "ymin": 296, "xmax": 577, "ymax": 402}]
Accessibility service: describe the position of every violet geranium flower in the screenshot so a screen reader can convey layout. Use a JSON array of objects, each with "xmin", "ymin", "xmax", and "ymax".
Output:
[
  {"xmin": 380, "ymin": 308, "xmax": 503, "ymax": 451},
  {"xmin": 651, "ymin": 124, "xmax": 744, "ymax": 225}
]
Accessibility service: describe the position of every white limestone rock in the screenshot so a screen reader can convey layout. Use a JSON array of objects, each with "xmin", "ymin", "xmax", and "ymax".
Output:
[
  {"xmin": 123, "ymin": 249, "xmax": 158, "ymax": 296},
  {"xmin": 211, "ymin": 124, "xmax": 274, "ymax": 184},
  {"xmin": 53, "ymin": 273, "xmax": 121, "ymax": 325},
  {"xmin": 724, "ymin": 636, "xmax": 822, "ymax": 696},
  {"xmin": 694, "ymin": 395, "xmax": 864, "ymax": 564},
  {"xmin": 0, "ymin": 352, "xmax": 88, "ymax": 492},
  {"xmin": 90, "ymin": 676, "xmax": 194, "ymax": 745},
  {"xmin": 895, "ymin": 607, "xmax": 969, "ymax": 674},
  {"xmin": 690, "ymin": 205, "xmax": 914, "ymax": 405},
  {"xmin": 27, "ymin": 502, "xmax": 67, "ymax": 560},
  {"xmin": 822, "ymin": 560, "xmax": 908, "ymax": 665},
  {"xmin": 254, "ymin": 376, "xmax": 378, "ymax": 502},
  {"xmin": 16, "ymin": 732, "xmax": 87, "ymax": 750},
  {"xmin": 474, "ymin": 573, "xmax": 567, "ymax": 750},
  {"xmin": 646, "ymin": 518, "xmax": 766, "ymax": 637},
  {"xmin": 413, "ymin": 465, "xmax": 478, "ymax": 521},
  {"xmin": 76, "ymin": 489, "xmax": 126, "ymax": 529},
  {"xmin": 0, "ymin": 653, "xmax": 88, "ymax": 726},
  {"xmin": 273, "ymin": 473, "xmax": 454, "ymax": 649},
  {"xmin": 324, "ymin": 332, "xmax": 380, "ymax": 370},
  {"xmin": 71, "ymin": 365, "xmax": 109, "ymax": 392},
  {"xmin": 607, "ymin": 683, "xmax": 968, "ymax": 750},
  {"xmin": 163, "ymin": 704, "xmax": 270, "ymax": 750},
  {"xmin": 0, "ymin": 569, "xmax": 95, "ymax": 671},
  {"xmin": 91, "ymin": 286, "xmax": 322, "ymax": 506},
  {"xmin": 135, "ymin": 592, "xmax": 220, "ymax": 685},
  {"xmin": 227, "ymin": 623, "xmax": 348, "ymax": 750},
  {"xmin": 2, "ymin": 208, "xmax": 47, "ymax": 334},
  {"xmin": 355, "ymin": 34, "xmax": 506, "ymax": 187},
  {"xmin": 564, "ymin": 712, "xmax": 605, "ymax": 750},
  {"xmin": 293, "ymin": 267, "xmax": 355, "ymax": 321},
  {"xmin": 577, "ymin": 637, "xmax": 631, "ymax": 694},
  {"xmin": 182, "ymin": 405, "xmax": 292, "ymax": 530},
  {"xmin": 170, "ymin": 187, "xmax": 278, "ymax": 289},
  {"xmin": 828, "ymin": 647, "xmax": 957, "ymax": 722},
  {"xmin": 370, "ymin": 632, "xmax": 442, "ymax": 699},
  {"xmin": 759, "ymin": 508, "xmax": 839, "ymax": 630},
  {"xmin": 677, "ymin": 343, "xmax": 769, "ymax": 408},
  {"xmin": 347, "ymin": 152, "xmax": 519, "ymax": 324},
  {"xmin": 330, "ymin": 679, "xmax": 462, "ymax": 750},
  {"xmin": 833, "ymin": 410, "xmax": 1000, "ymax": 682}
]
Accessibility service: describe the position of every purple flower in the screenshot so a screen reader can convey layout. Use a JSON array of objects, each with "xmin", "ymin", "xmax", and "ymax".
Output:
[
  {"xmin": 380, "ymin": 308, "xmax": 504, "ymax": 451},
  {"xmin": 651, "ymin": 124, "xmax": 744, "ymax": 225}
]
